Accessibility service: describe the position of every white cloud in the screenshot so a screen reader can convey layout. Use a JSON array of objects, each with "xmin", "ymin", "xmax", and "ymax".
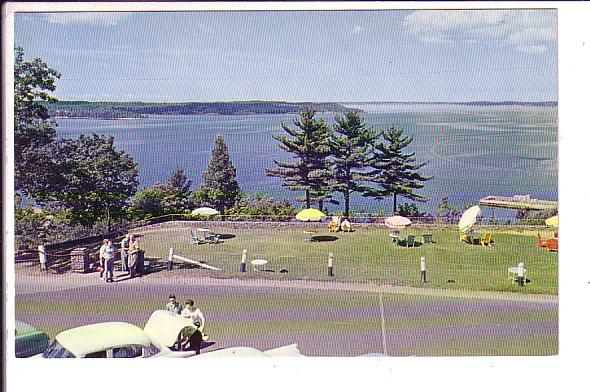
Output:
[
  {"xmin": 45, "ymin": 12, "xmax": 130, "ymax": 26},
  {"xmin": 403, "ymin": 9, "xmax": 556, "ymax": 54},
  {"xmin": 353, "ymin": 25, "xmax": 365, "ymax": 34}
]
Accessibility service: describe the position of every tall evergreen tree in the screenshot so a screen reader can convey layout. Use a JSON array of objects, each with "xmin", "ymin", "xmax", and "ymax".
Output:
[
  {"xmin": 14, "ymin": 46, "xmax": 62, "ymax": 200},
  {"xmin": 366, "ymin": 127, "xmax": 432, "ymax": 213},
  {"xmin": 195, "ymin": 135, "xmax": 242, "ymax": 215},
  {"xmin": 165, "ymin": 166, "xmax": 192, "ymax": 195},
  {"xmin": 266, "ymin": 109, "xmax": 333, "ymax": 209},
  {"xmin": 330, "ymin": 111, "xmax": 379, "ymax": 217}
]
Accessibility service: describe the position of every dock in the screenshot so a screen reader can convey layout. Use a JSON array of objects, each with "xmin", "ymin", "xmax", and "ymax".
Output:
[{"xmin": 479, "ymin": 195, "xmax": 558, "ymax": 211}]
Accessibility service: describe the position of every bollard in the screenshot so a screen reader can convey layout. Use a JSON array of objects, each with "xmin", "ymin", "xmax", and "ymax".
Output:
[
  {"xmin": 517, "ymin": 262, "xmax": 525, "ymax": 287},
  {"xmin": 38, "ymin": 244, "xmax": 47, "ymax": 272},
  {"xmin": 327, "ymin": 252, "xmax": 334, "ymax": 277},
  {"xmin": 240, "ymin": 249, "xmax": 247, "ymax": 272},
  {"xmin": 167, "ymin": 247, "xmax": 174, "ymax": 271},
  {"xmin": 420, "ymin": 256, "xmax": 427, "ymax": 283}
]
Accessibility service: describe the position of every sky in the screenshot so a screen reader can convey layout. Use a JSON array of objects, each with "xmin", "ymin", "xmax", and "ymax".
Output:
[{"xmin": 14, "ymin": 9, "xmax": 557, "ymax": 102}]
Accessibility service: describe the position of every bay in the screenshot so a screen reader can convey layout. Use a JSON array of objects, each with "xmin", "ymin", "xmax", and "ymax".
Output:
[{"xmin": 55, "ymin": 103, "xmax": 558, "ymax": 217}]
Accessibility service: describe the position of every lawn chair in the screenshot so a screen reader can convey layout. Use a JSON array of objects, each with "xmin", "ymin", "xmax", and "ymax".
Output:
[
  {"xmin": 405, "ymin": 235, "xmax": 416, "ymax": 248},
  {"xmin": 546, "ymin": 238, "xmax": 558, "ymax": 252},
  {"xmin": 328, "ymin": 221, "xmax": 340, "ymax": 233},
  {"xmin": 537, "ymin": 233, "xmax": 549, "ymax": 248},
  {"xmin": 460, "ymin": 232, "xmax": 472, "ymax": 244},
  {"xmin": 190, "ymin": 229, "xmax": 205, "ymax": 245},
  {"xmin": 480, "ymin": 232, "xmax": 493, "ymax": 247},
  {"xmin": 205, "ymin": 232, "xmax": 221, "ymax": 244}
]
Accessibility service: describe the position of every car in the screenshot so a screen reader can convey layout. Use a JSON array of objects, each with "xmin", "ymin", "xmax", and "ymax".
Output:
[
  {"xmin": 198, "ymin": 343, "xmax": 303, "ymax": 358},
  {"xmin": 15, "ymin": 320, "xmax": 50, "ymax": 358},
  {"xmin": 39, "ymin": 311, "xmax": 202, "ymax": 359}
]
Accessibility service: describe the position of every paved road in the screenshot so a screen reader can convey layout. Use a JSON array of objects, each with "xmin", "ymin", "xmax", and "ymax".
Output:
[{"xmin": 14, "ymin": 271, "xmax": 558, "ymax": 356}]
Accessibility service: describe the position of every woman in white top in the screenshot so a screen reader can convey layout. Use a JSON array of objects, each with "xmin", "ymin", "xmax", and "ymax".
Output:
[{"xmin": 181, "ymin": 299, "xmax": 209, "ymax": 341}]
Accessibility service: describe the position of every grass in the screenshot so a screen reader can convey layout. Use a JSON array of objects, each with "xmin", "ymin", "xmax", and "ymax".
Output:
[{"xmin": 136, "ymin": 222, "xmax": 558, "ymax": 295}]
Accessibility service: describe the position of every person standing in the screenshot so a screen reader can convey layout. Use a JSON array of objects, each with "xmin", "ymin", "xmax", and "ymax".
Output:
[
  {"xmin": 128, "ymin": 234, "xmax": 140, "ymax": 278},
  {"xmin": 181, "ymin": 299, "xmax": 209, "ymax": 341},
  {"xmin": 103, "ymin": 239, "xmax": 116, "ymax": 283},
  {"xmin": 98, "ymin": 239, "xmax": 109, "ymax": 281},
  {"xmin": 120, "ymin": 234, "xmax": 130, "ymax": 273}
]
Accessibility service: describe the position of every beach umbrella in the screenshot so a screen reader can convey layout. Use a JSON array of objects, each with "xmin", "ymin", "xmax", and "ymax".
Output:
[
  {"xmin": 191, "ymin": 207, "xmax": 220, "ymax": 216},
  {"xmin": 458, "ymin": 205, "xmax": 481, "ymax": 232},
  {"xmin": 545, "ymin": 215, "xmax": 558, "ymax": 227},
  {"xmin": 384, "ymin": 216, "xmax": 412, "ymax": 229},
  {"xmin": 295, "ymin": 208, "xmax": 326, "ymax": 222}
]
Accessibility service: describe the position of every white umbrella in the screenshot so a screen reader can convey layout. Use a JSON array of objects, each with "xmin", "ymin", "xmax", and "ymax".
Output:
[
  {"xmin": 384, "ymin": 216, "xmax": 412, "ymax": 229},
  {"xmin": 458, "ymin": 206, "xmax": 481, "ymax": 232},
  {"xmin": 191, "ymin": 207, "xmax": 220, "ymax": 216}
]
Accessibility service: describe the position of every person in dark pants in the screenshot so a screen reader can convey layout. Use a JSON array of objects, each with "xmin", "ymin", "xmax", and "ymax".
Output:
[
  {"xmin": 128, "ymin": 234, "xmax": 140, "ymax": 278},
  {"xmin": 120, "ymin": 234, "xmax": 130, "ymax": 273},
  {"xmin": 103, "ymin": 239, "xmax": 116, "ymax": 283}
]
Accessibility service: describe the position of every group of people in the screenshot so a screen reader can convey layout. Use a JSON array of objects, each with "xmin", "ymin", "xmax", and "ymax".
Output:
[
  {"xmin": 98, "ymin": 233, "xmax": 141, "ymax": 283},
  {"xmin": 166, "ymin": 294, "xmax": 209, "ymax": 342}
]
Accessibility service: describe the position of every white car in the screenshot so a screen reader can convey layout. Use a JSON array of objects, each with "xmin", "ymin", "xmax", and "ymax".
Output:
[{"xmin": 40, "ymin": 312, "xmax": 199, "ymax": 358}]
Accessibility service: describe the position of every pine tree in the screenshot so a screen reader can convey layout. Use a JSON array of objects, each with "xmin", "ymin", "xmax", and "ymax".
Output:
[
  {"xmin": 366, "ymin": 126, "xmax": 431, "ymax": 213},
  {"xmin": 196, "ymin": 135, "xmax": 242, "ymax": 215},
  {"xmin": 266, "ymin": 109, "xmax": 333, "ymax": 209},
  {"xmin": 165, "ymin": 167, "xmax": 192, "ymax": 195},
  {"xmin": 330, "ymin": 111, "xmax": 379, "ymax": 217}
]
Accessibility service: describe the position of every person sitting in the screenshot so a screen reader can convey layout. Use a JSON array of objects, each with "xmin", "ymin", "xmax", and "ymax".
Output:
[
  {"xmin": 340, "ymin": 218, "xmax": 352, "ymax": 232},
  {"xmin": 181, "ymin": 299, "xmax": 210, "ymax": 341}
]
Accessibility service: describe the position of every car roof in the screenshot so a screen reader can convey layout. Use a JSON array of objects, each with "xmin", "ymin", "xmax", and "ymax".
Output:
[
  {"xmin": 15, "ymin": 320, "xmax": 40, "ymax": 336},
  {"xmin": 56, "ymin": 322, "xmax": 153, "ymax": 357},
  {"xmin": 144, "ymin": 310, "xmax": 196, "ymax": 348}
]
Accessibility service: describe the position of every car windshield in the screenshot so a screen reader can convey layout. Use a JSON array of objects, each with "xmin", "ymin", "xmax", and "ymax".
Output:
[{"xmin": 42, "ymin": 339, "xmax": 76, "ymax": 358}]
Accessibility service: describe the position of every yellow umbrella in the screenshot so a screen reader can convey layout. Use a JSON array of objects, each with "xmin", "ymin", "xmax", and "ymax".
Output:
[
  {"xmin": 545, "ymin": 215, "xmax": 558, "ymax": 227},
  {"xmin": 295, "ymin": 208, "xmax": 326, "ymax": 222}
]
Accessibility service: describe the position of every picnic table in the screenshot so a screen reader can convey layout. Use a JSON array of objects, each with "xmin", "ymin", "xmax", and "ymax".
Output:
[
  {"xmin": 389, "ymin": 232, "xmax": 405, "ymax": 246},
  {"xmin": 193, "ymin": 228, "xmax": 220, "ymax": 244}
]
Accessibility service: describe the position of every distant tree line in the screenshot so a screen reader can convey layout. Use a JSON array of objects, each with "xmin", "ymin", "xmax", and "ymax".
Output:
[
  {"xmin": 266, "ymin": 109, "xmax": 432, "ymax": 216},
  {"xmin": 43, "ymin": 100, "xmax": 352, "ymax": 119}
]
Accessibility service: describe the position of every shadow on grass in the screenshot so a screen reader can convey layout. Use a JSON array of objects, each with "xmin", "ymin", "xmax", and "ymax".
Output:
[
  {"xmin": 310, "ymin": 235, "xmax": 339, "ymax": 242},
  {"xmin": 217, "ymin": 233, "xmax": 235, "ymax": 240}
]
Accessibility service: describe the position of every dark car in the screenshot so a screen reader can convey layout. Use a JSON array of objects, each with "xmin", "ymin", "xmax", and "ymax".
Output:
[{"xmin": 15, "ymin": 321, "xmax": 50, "ymax": 358}]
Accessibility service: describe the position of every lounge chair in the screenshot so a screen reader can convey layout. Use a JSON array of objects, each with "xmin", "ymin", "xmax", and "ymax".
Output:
[
  {"xmin": 190, "ymin": 229, "xmax": 204, "ymax": 245},
  {"xmin": 405, "ymin": 235, "xmax": 416, "ymax": 248},
  {"xmin": 480, "ymin": 232, "xmax": 493, "ymax": 247},
  {"xmin": 547, "ymin": 238, "xmax": 558, "ymax": 252}
]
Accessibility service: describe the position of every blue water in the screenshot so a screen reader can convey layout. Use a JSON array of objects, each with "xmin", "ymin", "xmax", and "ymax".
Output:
[{"xmin": 55, "ymin": 103, "xmax": 558, "ymax": 217}]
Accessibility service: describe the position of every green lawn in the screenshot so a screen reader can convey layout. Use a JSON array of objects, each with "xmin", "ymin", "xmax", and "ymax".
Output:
[{"xmin": 137, "ymin": 223, "xmax": 558, "ymax": 294}]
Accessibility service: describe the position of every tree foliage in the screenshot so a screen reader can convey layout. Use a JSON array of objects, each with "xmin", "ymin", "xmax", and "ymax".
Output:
[
  {"xmin": 330, "ymin": 111, "xmax": 379, "ymax": 217},
  {"xmin": 195, "ymin": 135, "xmax": 242, "ymax": 214},
  {"xmin": 366, "ymin": 126, "xmax": 431, "ymax": 212},
  {"xmin": 266, "ymin": 109, "xmax": 333, "ymax": 209},
  {"xmin": 131, "ymin": 167, "xmax": 195, "ymax": 219},
  {"xmin": 14, "ymin": 46, "xmax": 62, "ymax": 198},
  {"xmin": 48, "ymin": 134, "xmax": 139, "ymax": 231}
]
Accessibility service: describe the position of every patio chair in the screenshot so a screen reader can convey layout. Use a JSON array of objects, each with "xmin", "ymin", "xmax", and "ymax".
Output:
[
  {"xmin": 537, "ymin": 233, "xmax": 549, "ymax": 248},
  {"xmin": 190, "ymin": 229, "xmax": 207, "ymax": 245},
  {"xmin": 460, "ymin": 232, "xmax": 472, "ymax": 243},
  {"xmin": 546, "ymin": 238, "xmax": 558, "ymax": 252},
  {"xmin": 205, "ymin": 232, "xmax": 221, "ymax": 244},
  {"xmin": 405, "ymin": 235, "xmax": 416, "ymax": 248},
  {"xmin": 480, "ymin": 232, "xmax": 493, "ymax": 247},
  {"xmin": 328, "ymin": 221, "xmax": 340, "ymax": 233}
]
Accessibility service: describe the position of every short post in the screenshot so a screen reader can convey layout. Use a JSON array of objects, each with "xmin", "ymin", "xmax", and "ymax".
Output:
[
  {"xmin": 327, "ymin": 252, "xmax": 334, "ymax": 277},
  {"xmin": 240, "ymin": 249, "xmax": 247, "ymax": 272},
  {"xmin": 420, "ymin": 256, "xmax": 427, "ymax": 283},
  {"xmin": 38, "ymin": 244, "xmax": 47, "ymax": 272},
  {"xmin": 167, "ymin": 247, "xmax": 174, "ymax": 271},
  {"xmin": 517, "ymin": 262, "xmax": 525, "ymax": 287}
]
